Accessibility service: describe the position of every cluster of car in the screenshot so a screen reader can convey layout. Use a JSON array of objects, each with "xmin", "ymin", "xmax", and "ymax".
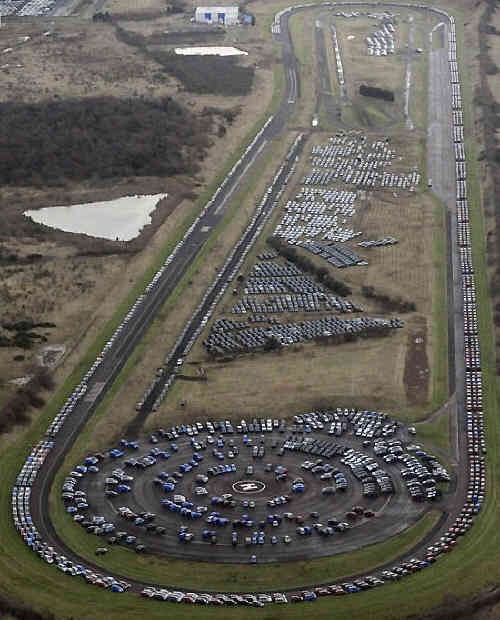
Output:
[
  {"xmin": 17, "ymin": 0, "xmax": 56, "ymax": 14},
  {"xmin": 308, "ymin": 135, "xmax": 420, "ymax": 190},
  {"xmin": 81, "ymin": 422, "xmax": 380, "ymax": 554},
  {"xmin": 272, "ymin": 134, "xmax": 418, "ymax": 250},
  {"xmin": 365, "ymin": 21, "xmax": 396, "ymax": 56},
  {"xmin": 289, "ymin": 408, "xmax": 395, "ymax": 439},
  {"xmin": 204, "ymin": 315, "xmax": 403, "ymax": 355},
  {"xmin": 299, "ymin": 239, "xmax": 366, "ymax": 268},
  {"xmin": 275, "ymin": 186, "xmax": 359, "ymax": 243},
  {"xmin": 341, "ymin": 449, "xmax": 394, "ymax": 497},
  {"xmin": 358, "ymin": 237, "xmax": 398, "ymax": 248},
  {"xmin": 0, "ymin": 0, "xmax": 31, "ymax": 16},
  {"xmin": 0, "ymin": 0, "xmax": 56, "ymax": 15},
  {"xmin": 232, "ymin": 291, "xmax": 357, "ymax": 314},
  {"xmin": 245, "ymin": 273, "xmax": 341, "ymax": 297},
  {"xmin": 12, "ymin": 2, "xmax": 488, "ymax": 607},
  {"xmin": 301, "ymin": 459, "xmax": 348, "ymax": 493},
  {"xmin": 244, "ymin": 275, "xmax": 315, "ymax": 295}
]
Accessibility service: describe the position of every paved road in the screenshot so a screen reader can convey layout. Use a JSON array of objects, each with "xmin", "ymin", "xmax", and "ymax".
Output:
[
  {"xmin": 24, "ymin": 2, "xmax": 468, "ymax": 598},
  {"xmin": 427, "ymin": 25, "xmax": 463, "ymax": 469},
  {"xmin": 315, "ymin": 18, "xmax": 342, "ymax": 124}
]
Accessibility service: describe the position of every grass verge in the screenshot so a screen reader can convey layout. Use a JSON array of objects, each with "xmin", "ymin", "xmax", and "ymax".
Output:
[{"xmin": 430, "ymin": 196, "xmax": 449, "ymax": 410}]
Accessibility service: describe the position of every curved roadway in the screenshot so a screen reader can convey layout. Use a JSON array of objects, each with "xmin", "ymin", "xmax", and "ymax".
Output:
[{"xmin": 25, "ymin": 0, "xmax": 468, "ymax": 600}]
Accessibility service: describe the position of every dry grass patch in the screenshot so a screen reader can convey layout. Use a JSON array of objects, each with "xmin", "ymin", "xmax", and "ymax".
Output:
[
  {"xmin": 0, "ymin": 22, "xmax": 178, "ymax": 103},
  {"xmin": 288, "ymin": 10, "xmax": 317, "ymax": 126},
  {"xmin": 0, "ymin": 10, "xmax": 276, "ymax": 415},
  {"xmin": 151, "ymin": 330, "xmax": 411, "ymax": 429}
]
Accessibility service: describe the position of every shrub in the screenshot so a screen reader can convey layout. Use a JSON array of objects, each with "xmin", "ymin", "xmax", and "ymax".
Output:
[
  {"xmin": 359, "ymin": 84, "xmax": 395, "ymax": 102},
  {"xmin": 267, "ymin": 236, "xmax": 352, "ymax": 296}
]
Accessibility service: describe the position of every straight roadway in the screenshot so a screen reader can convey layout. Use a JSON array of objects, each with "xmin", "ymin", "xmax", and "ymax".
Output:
[{"xmin": 427, "ymin": 24, "xmax": 463, "ymax": 467}]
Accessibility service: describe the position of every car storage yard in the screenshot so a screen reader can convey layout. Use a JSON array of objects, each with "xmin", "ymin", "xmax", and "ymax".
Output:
[
  {"xmin": 6, "ymin": 0, "xmax": 494, "ymax": 616},
  {"xmin": 153, "ymin": 127, "xmax": 442, "ymax": 424},
  {"xmin": 65, "ymin": 412, "xmax": 450, "ymax": 564}
]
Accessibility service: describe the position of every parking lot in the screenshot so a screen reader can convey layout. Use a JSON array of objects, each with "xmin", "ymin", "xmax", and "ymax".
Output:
[
  {"xmin": 273, "ymin": 133, "xmax": 419, "ymax": 248},
  {"xmin": 0, "ymin": 0, "xmax": 57, "ymax": 15},
  {"xmin": 201, "ymin": 239, "xmax": 402, "ymax": 356},
  {"xmin": 61, "ymin": 411, "xmax": 449, "ymax": 565}
]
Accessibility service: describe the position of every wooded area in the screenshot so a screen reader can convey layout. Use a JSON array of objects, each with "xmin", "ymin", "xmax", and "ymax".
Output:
[{"xmin": 0, "ymin": 97, "xmax": 210, "ymax": 186}]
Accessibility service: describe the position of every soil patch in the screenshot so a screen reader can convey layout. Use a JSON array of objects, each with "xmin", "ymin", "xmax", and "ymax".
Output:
[{"xmin": 403, "ymin": 317, "xmax": 429, "ymax": 405}]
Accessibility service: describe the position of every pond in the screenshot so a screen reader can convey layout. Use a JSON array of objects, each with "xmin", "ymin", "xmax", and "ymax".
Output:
[
  {"xmin": 24, "ymin": 193, "xmax": 167, "ymax": 241},
  {"xmin": 174, "ymin": 46, "xmax": 248, "ymax": 56}
]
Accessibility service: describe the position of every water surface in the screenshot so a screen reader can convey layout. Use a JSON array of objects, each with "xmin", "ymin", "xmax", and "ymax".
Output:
[{"xmin": 24, "ymin": 193, "xmax": 167, "ymax": 241}]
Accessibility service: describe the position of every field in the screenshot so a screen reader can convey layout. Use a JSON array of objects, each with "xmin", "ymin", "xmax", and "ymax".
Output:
[
  {"xmin": 152, "ymin": 124, "xmax": 448, "ymax": 432},
  {"xmin": 336, "ymin": 14, "xmax": 407, "ymax": 127},
  {"xmin": 0, "ymin": 13, "xmax": 275, "ymax": 431},
  {"xmin": 0, "ymin": 0, "xmax": 498, "ymax": 619},
  {"xmin": 288, "ymin": 11, "xmax": 318, "ymax": 126}
]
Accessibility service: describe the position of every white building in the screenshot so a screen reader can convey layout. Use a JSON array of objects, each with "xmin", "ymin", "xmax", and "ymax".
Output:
[{"xmin": 195, "ymin": 6, "xmax": 238, "ymax": 25}]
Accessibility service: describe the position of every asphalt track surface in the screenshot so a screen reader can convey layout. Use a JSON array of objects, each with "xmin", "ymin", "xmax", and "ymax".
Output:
[
  {"xmin": 83, "ymin": 426, "xmax": 428, "ymax": 564},
  {"xmin": 315, "ymin": 18, "xmax": 342, "ymax": 123},
  {"xmin": 25, "ymin": 2, "xmax": 468, "ymax": 597},
  {"xmin": 427, "ymin": 26, "xmax": 463, "ymax": 466}
]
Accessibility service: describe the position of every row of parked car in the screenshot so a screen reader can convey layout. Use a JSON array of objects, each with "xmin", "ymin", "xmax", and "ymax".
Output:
[
  {"xmin": 330, "ymin": 22, "xmax": 345, "ymax": 88},
  {"xmin": 243, "ymin": 272, "xmax": 334, "ymax": 296},
  {"xmin": 204, "ymin": 315, "xmax": 403, "ymax": 354},
  {"xmin": 231, "ymin": 292, "xmax": 358, "ymax": 314},
  {"xmin": 447, "ymin": 13, "xmax": 488, "ymax": 536},
  {"xmin": 358, "ymin": 237, "xmax": 398, "ymax": 248},
  {"xmin": 299, "ymin": 239, "xmax": 366, "ymax": 268},
  {"xmin": 146, "ymin": 134, "xmax": 305, "ymax": 411}
]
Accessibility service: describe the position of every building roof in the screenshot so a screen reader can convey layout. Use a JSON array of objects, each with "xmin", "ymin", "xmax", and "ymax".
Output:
[{"xmin": 195, "ymin": 6, "xmax": 238, "ymax": 14}]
